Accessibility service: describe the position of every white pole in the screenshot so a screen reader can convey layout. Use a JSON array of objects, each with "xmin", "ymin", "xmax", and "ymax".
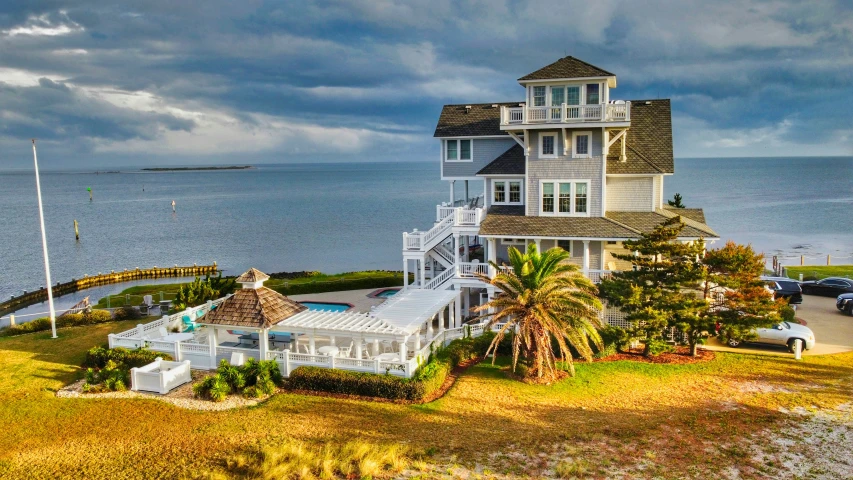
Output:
[{"xmin": 32, "ymin": 140, "xmax": 57, "ymax": 338}]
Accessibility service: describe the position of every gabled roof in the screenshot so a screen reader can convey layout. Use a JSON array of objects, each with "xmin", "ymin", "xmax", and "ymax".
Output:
[
  {"xmin": 479, "ymin": 206, "xmax": 718, "ymax": 239},
  {"xmin": 199, "ymin": 287, "xmax": 307, "ymax": 329},
  {"xmin": 607, "ymin": 99, "xmax": 674, "ymax": 175},
  {"xmin": 477, "ymin": 144, "xmax": 525, "ymax": 175},
  {"xmin": 235, "ymin": 268, "xmax": 270, "ymax": 283},
  {"xmin": 663, "ymin": 207, "xmax": 706, "ymax": 224},
  {"xmin": 519, "ymin": 56, "xmax": 614, "ymax": 82},
  {"xmin": 434, "ymin": 102, "xmax": 518, "ymax": 137}
]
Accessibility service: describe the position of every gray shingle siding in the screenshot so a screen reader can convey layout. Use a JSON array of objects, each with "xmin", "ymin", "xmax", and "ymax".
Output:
[
  {"xmin": 442, "ymin": 138, "xmax": 517, "ymax": 178},
  {"xmin": 526, "ymin": 129, "xmax": 603, "ymax": 217}
]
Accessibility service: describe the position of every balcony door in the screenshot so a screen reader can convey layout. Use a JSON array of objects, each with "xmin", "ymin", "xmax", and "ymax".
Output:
[
  {"xmin": 566, "ymin": 86, "xmax": 580, "ymax": 119},
  {"xmin": 550, "ymin": 87, "xmax": 564, "ymax": 121}
]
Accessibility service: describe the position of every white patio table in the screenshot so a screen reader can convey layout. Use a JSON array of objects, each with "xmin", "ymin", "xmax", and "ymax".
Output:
[
  {"xmin": 376, "ymin": 353, "xmax": 400, "ymax": 362},
  {"xmin": 317, "ymin": 346, "xmax": 340, "ymax": 356}
]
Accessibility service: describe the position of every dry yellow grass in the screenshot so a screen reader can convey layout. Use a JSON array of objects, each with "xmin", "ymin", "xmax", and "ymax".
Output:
[{"xmin": 0, "ymin": 321, "xmax": 851, "ymax": 478}]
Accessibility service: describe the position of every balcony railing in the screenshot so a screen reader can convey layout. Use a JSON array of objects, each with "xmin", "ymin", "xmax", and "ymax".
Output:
[
  {"xmin": 501, "ymin": 102, "xmax": 630, "ymax": 126},
  {"xmin": 404, "ymin": 206, "xmax": 486, "ymax": 251}
]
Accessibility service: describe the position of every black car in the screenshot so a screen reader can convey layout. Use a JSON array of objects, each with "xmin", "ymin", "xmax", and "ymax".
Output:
[
  {"xmin": 838, "ymin": 293, "xmax": 853, "ymax": 315},
  {"xmin": 760, "ymin": 276, "xmax": 804, "ymax": 304},
  {"xmin": 800, "ymin": 277, "xmax": 853, "ymax": 297}
]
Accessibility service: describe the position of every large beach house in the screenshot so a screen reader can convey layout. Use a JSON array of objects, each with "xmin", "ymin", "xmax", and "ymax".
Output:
[{"xmin": 402, "ymin": 56, "xmax": 719, "ymax": 320}]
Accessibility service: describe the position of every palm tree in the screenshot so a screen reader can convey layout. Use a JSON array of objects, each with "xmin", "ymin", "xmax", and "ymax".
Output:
[{"xmin": 472, "ymin": 244, "xmax": 603, "ymax": 382}]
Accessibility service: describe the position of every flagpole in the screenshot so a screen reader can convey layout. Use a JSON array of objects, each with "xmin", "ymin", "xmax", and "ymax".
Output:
[{"xmin": 32, "ymin": 139, "xmax": 57, "ymax": 338}]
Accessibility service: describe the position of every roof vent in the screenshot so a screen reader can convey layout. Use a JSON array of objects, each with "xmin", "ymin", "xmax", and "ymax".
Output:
[
  {"xmin": 491, "ymin": 104, "xmax": 498, "ymax": 108},
  {"xmin": 465, "ymin": 105, "xmax": 472, "ymax": 111},
  {"xmin": 644, "ymin": 101, "xmax": 652, "ymax": 105}
]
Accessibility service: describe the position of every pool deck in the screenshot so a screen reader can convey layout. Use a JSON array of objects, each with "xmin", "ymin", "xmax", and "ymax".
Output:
[{"xmin": 288, "ymin": 288, "xmax": 389, "ymax": 314}]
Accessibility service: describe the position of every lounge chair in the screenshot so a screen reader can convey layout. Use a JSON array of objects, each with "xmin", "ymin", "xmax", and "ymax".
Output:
[
  {"xmin": 230, "ymin": 352, "xmax": 245, "ymax": 366},
  {"xmin": 338, "ymin": 341, "xmax": 354, "ymax": 358},
  {"xmin": 181, "ymin": 315, "xmax": 196, "ymax": 332},
  {"xmin": 158, "ymin": 326, "xmax": 169, "ymax": 338}
]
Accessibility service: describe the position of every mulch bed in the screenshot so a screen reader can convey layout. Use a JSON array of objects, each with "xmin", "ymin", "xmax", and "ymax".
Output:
[
  {"xmin": 284, "ymin": 357, "xmax": 482, "ymax": 405},
  {"xmin": 596, "ymin": 346, "xmax": 716, "ymax": 364}
]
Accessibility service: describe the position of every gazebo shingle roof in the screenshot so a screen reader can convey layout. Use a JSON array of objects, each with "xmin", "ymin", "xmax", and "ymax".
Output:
[
  {"xmin": 200, "ymin": 287, "xmax": 307, "ymax": 328},
  {"xmin": 235, "ymin": 267, "xmax": 270, "ymax": 283}
]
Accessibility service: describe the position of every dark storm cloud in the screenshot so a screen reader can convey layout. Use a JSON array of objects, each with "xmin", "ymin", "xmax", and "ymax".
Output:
[{"xmin": 0, "ymin": 0, "xmax": 851, "ymax": 167}]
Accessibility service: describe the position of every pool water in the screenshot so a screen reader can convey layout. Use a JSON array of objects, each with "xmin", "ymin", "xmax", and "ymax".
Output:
[
  {"xmin": 375, "ymin": 289, "xmax": 400, "ymax": 298},
  {"xmin": 299, "ymin": 302, "xmax": 351, "ymax": 312}
]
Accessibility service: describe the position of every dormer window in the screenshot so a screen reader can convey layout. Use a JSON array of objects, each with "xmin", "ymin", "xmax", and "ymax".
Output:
[
  {"xmin": 445, "ymin": 139, "xmax": 472, "ymax": 162},
  {"xmin": 532, "ymin": 86, "xmax": 546, "ymax": 107}
]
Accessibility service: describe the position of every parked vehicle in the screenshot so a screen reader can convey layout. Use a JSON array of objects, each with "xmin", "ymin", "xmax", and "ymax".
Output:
[
  {"xmin": 800, "ymin": 277, "xmax": 853, "ymax": 297},
  {"xmin": 725, "ymin": 322, "xmax": 815, "ymax": 351},
  {"xmin": 759, "ymin": 276, "xmax": 803, "ymax": 304},
  {"xmin": 837, "ymin": 293, "xmax": 853, "ymax": 316}
]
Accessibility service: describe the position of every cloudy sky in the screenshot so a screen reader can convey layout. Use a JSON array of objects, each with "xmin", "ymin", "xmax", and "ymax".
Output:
[{"xmin": 1, "ymin": 0, "xmax": 851, "ymax": 168}]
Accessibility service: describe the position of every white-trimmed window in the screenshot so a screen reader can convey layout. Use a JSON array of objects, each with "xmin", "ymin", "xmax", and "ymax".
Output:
[
  {"xmin": 572, "ymin": 131, "xmax": 591, "ymax": 158},
  {"xmin": 540, "ymin": 180, "xmax": 591, "ymax": 216},
  {"xmin": 445, "ymin": 139, "xmax": 472, "ymax": 161},
  {"xmin": 539, "ymin": 133, "xmax": 557, "ymax": 158},
  {"xmin": 557, "ymin": 239, "xmax": 573, "ymax": 255},
  {"xmin": 501, "ymin": 238, "xmax": 527, "ymax": 245},
  {"xmin": 585, "ymin": 83, "xmax": 600, "ymax": 104},
  {"xmin": 532, "ymin": 86, "xmax": 546, "ymax": 107},
  {"xmin": 493, "ymin": 179, "xmax": 523, "ymax": 205}
]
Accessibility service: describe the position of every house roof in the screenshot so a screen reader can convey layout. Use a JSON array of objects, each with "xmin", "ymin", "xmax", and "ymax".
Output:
[
  {"xmin": 479, "ymin": 206, "xmax": 718, "ymax": 239},
  {"xmin": 606, "ymin": 99, "xmax": 674, "ymax": 175},
  {"xmin": 199, "ymin": 287, "xmax": 307, "ymax": 329},
  {"xmin": 477, "ymin": 144, "xmax": 525, "ymax": 175},
  {"xmin": 433, "ymin": 102, "xmax": 518, "ymax": 137},
  {"xmin": 235, "ymin": 268, "xmax": 270, "ymax": 283},
  {"xmin": 518, "ymin": 56, "xmax": 614, "ymax": 82},
  {"xmin": 663, "ymin": 206, "xmax": 706, "ymax": 224}
]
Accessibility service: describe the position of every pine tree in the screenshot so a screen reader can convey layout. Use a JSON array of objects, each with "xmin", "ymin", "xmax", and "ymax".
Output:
[
  {"xmin": 598, "ymin": 217, "xmax": 706, "ymax": 356},
  {"xmin": 667, "ymin": 193, "xmax": 685, "ymax": 208}
]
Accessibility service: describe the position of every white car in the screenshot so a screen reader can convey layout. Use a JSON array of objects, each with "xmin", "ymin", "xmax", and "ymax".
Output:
[{"xmin": 726, "ymin": 322, "xmax": 815, "ymax": 351}]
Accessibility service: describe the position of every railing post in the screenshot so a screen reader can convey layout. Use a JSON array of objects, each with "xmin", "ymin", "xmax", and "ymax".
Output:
[
  {"xmin": 137, "ymin": 323, "xmax": 145, "ymax": 337},
  {"xmin": 108, "ymin": 333, "xmax": 115, "ymax": 348},
  {"xmin": 174, "ymin": 341, "xmax": 182, "ymax": 361},
  {"xmin": 283, "ymin": 349, "xmax": 291, "ymax": 377},
  {"xmin": 374, "ymin": 358, "xmax": 381, "ymax": 374}
]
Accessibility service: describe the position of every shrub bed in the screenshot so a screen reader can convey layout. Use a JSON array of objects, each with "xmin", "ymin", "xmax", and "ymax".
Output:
[
  {"xmin": 82, "ymin": 346, "xmax": 169, "ymax": 393},
  {"xmin": 194, "ymin": 358, "xmax": 283, "ymax": 401},
  {"xmin": 268, "ymin": 274, "xmax": 407, "ymax": 296},
  {"xmin": 0, "ymin": 309, "xmax": 113, "ymax": 337},
  {"xmin": 287, "ymin": 334, "xmax": 495, "ymax": 401}
]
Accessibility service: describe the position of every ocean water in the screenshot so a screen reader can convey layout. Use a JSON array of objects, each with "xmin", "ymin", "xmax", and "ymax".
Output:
[{"xmin": 0, "ymin": 157, "xmax": 850, "ymax": 318}]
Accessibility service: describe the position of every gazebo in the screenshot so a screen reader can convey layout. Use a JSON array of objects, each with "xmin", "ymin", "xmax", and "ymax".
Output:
[{"xmin": 197, "ymin": 268, "xmax": 307, "ymax": 365}]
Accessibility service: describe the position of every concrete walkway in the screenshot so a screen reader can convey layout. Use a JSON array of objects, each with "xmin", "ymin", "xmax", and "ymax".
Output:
[
  {"xmin": 704, "ymin": 294, "xmax": 853, "ymax": 357},
  {"xmin": 288, "ymin": 288, "xmax": 396, "ymax": 313}
]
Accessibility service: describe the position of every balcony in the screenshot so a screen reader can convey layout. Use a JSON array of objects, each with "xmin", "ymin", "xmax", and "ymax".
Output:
[{"xmin": 500, "ymin": 102, "xmax": 630, "ymax": 127}]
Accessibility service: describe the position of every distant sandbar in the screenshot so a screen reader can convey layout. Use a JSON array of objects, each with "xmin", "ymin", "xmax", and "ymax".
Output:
[{"xmin": 141, "ymin": 166, "xmax": 254, "ymax": 172}]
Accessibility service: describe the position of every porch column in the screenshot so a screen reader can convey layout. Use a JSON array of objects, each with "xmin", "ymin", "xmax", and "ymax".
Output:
[
  {"xmin": 403, "ymin": 259, "xmax": 409, "ymax": 289},
  {"xmin": 463, "ymin": 288, "xmax": 470, "ymax": 317},
  {"xmin": 329, "ymin": 335, "xmax": 336, "ymax": 346},
  {"xmin": 535, "ymin": 239, "xmax": 541, "ymax": 252},
  {"xmin": 453, "ymin": 233, "xmax": 460, "ymax": 276},
  {"xmin": 208, "ymin": 326, "xmax": 218, "ymax": 367},
  {"xmin": 355, "ymin": 341, "xmax": 363, "ymax": 360},
  {"xmin": 438, "ymin": 308, "xmax": 445, "ymax": 332},
  {"xmin": 259, "ymin": 327, "xmax": 269, "ymax": 361},
  {"xmin": 414, "ymin": 332, "xmax": 421, "ymax": 351},
  {"xmin": 308, "ymin": 332, "xmax": 316, "ymax": 355},
  {"xmin": 426, "ymin": 315, "xmax": 434, "ymax": 340},
  {"xmin": 420, "ymin": 259, "xmax": 426, "ymax": 287},
  {"xmin": 372, "ymin": 338, "xmax": 380, "ymax": 356},
  {"xmin": 399, "ymin": 336, "xmax": 408, "ymax": 359},
  {"xmin": 483, "ymin": 180, "xmax": 488, "ymax": 209},
  {"xmin": 583, "ymin": 240, "xmax": 590, "ymax": 276},
  {"xmin": 464, "ymin": 180, "xmax": 469, "ymax": 204},
  {"xmin": 463, "ymin": 235, "xmax": 469, "ymax": 261},
  {"xmin": 487, "ymin": 238, "xmax": 497, "ymax": 278},
  {"xmin": 450, "ymin": 180, "xmax": 455, "ymax": 205}
]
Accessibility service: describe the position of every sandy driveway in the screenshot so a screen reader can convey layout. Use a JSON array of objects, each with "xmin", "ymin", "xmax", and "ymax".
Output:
[{"xmin": 704, "ymin": 294, "xmax": 853, "ymax": 356}]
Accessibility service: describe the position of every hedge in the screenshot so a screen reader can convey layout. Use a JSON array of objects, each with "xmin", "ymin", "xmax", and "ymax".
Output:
[
  {"xmin": 84, "ymin": 346, "xmax": 171, "ymax": 369},
  {"xmin": 0, "ymin": 309, "xmax": 113, "ymax": 337},
  {"xmin": 286, "ymin": 334, "xmax": 496, "ymax": 401},
  {"xmin": 268, "ymin": 275, "xmax": 406, "ymax": 296}
]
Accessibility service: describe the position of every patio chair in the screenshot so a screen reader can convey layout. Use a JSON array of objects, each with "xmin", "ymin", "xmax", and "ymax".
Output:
[
  {"xmin": 338, "ymin": 341, "xmax": 354, "ymax": 358},
  {"xmin": 381, "ymin": 340, "xmax": 394, "ymax": 353},
  {"xmin": 181, "ymin": 315, "xmax": 196, "ymax": 332},
  {"xmin": 230, "ymin": 352, "xmax": 245, "ymax": 366},
  {"xmin": 158, "ymin": 326, "xmax": 168, "ymax": 338}
]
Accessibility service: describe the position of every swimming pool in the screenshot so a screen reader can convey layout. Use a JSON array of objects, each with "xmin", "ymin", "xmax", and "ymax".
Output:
[
  {"xmin": 369, "ymin": 288, "xmax": 400, "ymax": 298},
  {"xmin": 298, "ymin": 301, "xmax": 352, "ymax": 312}
]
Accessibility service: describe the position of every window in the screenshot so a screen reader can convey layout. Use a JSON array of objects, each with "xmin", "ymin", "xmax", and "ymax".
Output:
[
  {"xmin": 542, "ymin": 182, "xmax": 554, "ymax": 213},
  {"xmin": 572, "ymin": 131, "xmax": 591, "ymax": 158},
  {"xmin": 539, "ymin": 133, "xmax": 557, "ymax": 158},
  {"xmin": 493, "ymin": 179, "xmax": 523, "ymax": 205},
  {"xmin": 567, "ymin": 86, "xmax": 580, "ymax": 105},
  {"xmin": 586, "ymin": 83, "xmax": 600, "ymax": 104},
  {"xmin": 575, "ymin": 182, "xmax": 587, "ymax": 213},
  {"xmin": 551, "ymin": 86, "xmax": 564, "ymax": 106},
  {"xmin": 558, "ymin": 183, "xmax": 571, "ymax": 213},
  {"xmin": 533, "ymin": 86, "xmax": 546, "ymax": 106},
  {"xmin": 502, "ymin": 238, "xmax": 527, "ymax": 245},
  {"xmin": 509, "ymin": 181, "xmax": 521, "ymax": 203},
  {"xmin": 540, "ymin": 180, "xmax": 590, "ymax": 216},
  {"xmin": 493, "ymin": 181, "xmax": 506, "ymax": 203},
  {"xmin": 445, "ymin": 139, "xmax": 472, "ymax": 161},
  {"xmin": 557, "ymin": 240, "xmax": 573, "ymax": 255}
]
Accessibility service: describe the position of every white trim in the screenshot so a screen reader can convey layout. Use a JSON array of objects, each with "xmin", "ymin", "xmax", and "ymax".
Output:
[
  {"xmin": 572, "ymin": 131, "xmax": 592, "ymax": 158},
  {"xmin": 518, "ymin": 76, "xmax": 616, "ymax": 87},
  {"xmin": 441, "ymin": 176, "xmax": 479, "ymax": 181},
  {"xmin": 492, "ymin": 178, "xmax": 524, "ymax": 205},
  {"xmin": 601, "ymin": 134, "xmax": 607, "ymax": 214},
  {"xmin": 477, "ymin": 173, "xmax": 524, "ymax": 177},
  {"xmin": 444, "ymin": 139, "xmax": 473, "ymax": 162},
  {"xmin": 436, "ymin": 135, "xmax": 508, "ymax": 140},
  {"xmin": 538, "ymin": 131, "xmax": 558, "ymax": 159},
  {"xmin": 502, "ymin": 121, "xmax": 630, "ymax": 131},
  {"xmin": 538, "ymin": 179, "xmax": 591, "ymax": 217}
]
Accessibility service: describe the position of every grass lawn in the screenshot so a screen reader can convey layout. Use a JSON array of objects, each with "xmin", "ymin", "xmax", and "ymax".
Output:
[
  {"xmin": 93, "ymin": 271, "xmax": 408, "ymax": 308},
  {"xmin": 1, "ymin": 323, "xmax": 851, "ymax": 478},
  {"xmin": 784, "ymin": 265, "xmax": 853, "ymax": 280}
]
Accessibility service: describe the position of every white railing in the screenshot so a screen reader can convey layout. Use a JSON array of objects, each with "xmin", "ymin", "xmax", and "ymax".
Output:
[
  {"xmin": 433, "ymin": 243, "xmax": 454, "ymax": 265},
  {"xmin": 109, "ymin": 296, "xmax": 229, "ymax": 349},
  {"xmin": 501, "ymin": 102, "xmax": 630, "ymax": 125},
  {"xmin": 406, "ymin": 207, "xmax": 486, "ymax": 252},
  {"xmin": 423, "ymin": 267, "xmax": 455, "ymax": 290},
  {"xmin": 436, "ymin": 205, "xmax": 456, "ymax": 221},
  {"xmin": 455, "ymin": 207, "xmax": 484, "ymax": 226},
  {"xmin": 587, "ymin": 270, "xmax": 613, "ymax": 284},
  {"xmin": 458, "ymin": 262, "xmax": 489, "ymax": 278}
]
